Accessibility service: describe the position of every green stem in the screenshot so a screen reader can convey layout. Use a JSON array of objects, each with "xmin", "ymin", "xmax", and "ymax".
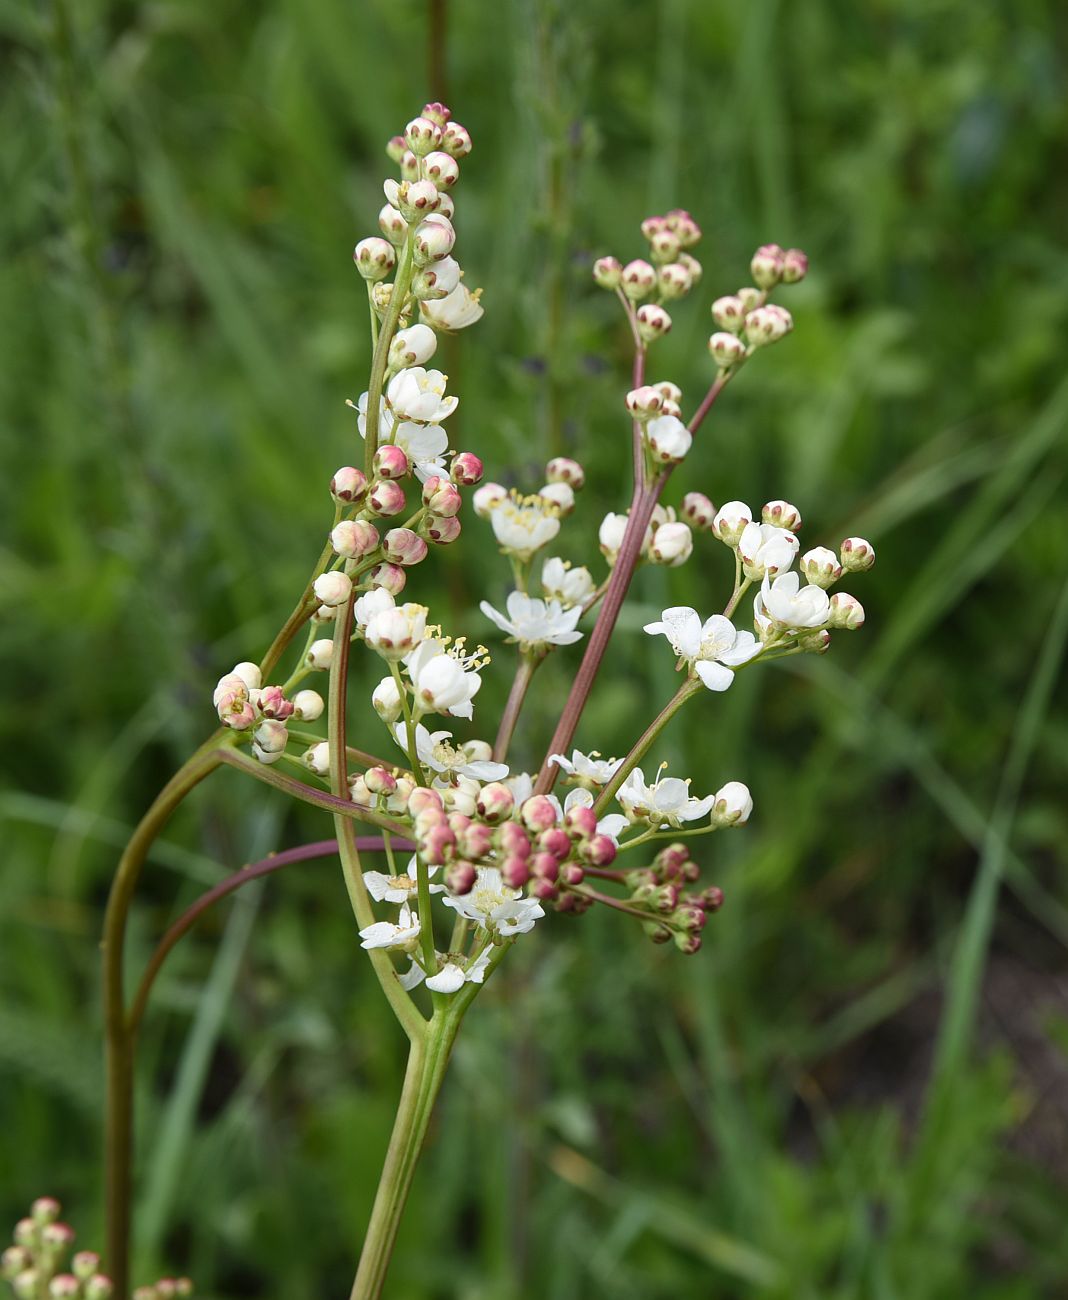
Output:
[
  {"xmin": 391, "ymin": 661, "xmax": 428, "ymax": 785},
  {"xmin": 364, "ymin": 236, "xmax": 416, "ymax": 477},
  {"xmin": 260, "ymin": 536, "xmax": 337, "ymax": 680},
  {"xmin": 593, "ymin": 677, "xmax": 702, "ymax": 815}
]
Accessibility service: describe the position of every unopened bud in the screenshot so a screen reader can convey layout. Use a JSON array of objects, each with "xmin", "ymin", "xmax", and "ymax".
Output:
[
  {"xmin": 384, "ymin": 527, "xmax": 428, "ymax": 566},
  {"xmin": 681, "ymin": 491, "xmax": 716, "ymax": 530},
  {"xmin": 520, "ymin": 795, "xmax": 558, "ymax": 833},
  {"xmin": 762, "ymin": 499, "xmax": 802, "ymax": 531},
  {"xmin": 539, "ymin": 827, "xmax": 572, "ymax": 861},
  {"xmin": 445, "ymin": 861, "xmax": 477, "ymax": 894},
  {"xmin": 645, "ymin": 414, "xmax": 691, "ymax": 465},
  {"xmin": 450, "ymin": 452, "xmax": 483, "ymax": 486},
  {"xmin": 657, "ymin": 262, "xmax": 692, "ymax": 298},
  {"xmin": 531, "ymin": 852, "xmax": 559, "ymax": 884},
  {"xmin": 364, "ymin": 766, "xmax": 398, "ymax": 796},
  {"xmin": 782, "ymin": 248, "xmax": 808, "ymax": 283},
  {"xmin": 497, "ymin": 821, "xmax": 531, "ymax": 857},
  {"xmin": 476, "ymin": 781, "xmax": 515, "ymax": 824},
  {"xmin": 665, "ymin": 208, "xmax": 701, "ymax": 246},
  {"xmin": 378, "ymin": 204, "xmax": 408, "ymax": 245},
  {"xmin": 472, "ymin": 482, "xmax": 507, "ymax": 517},
  {"xmin": 14, "ymin": 1275, "xmax": 41, "ymax": 1300},
  {"xmin": 40, "ymin": 1223, "xmax": 75, "ymax": 1254},
  {"xmin": 711, "ymin": 295, "xmax": 746, "ymax": 333},
  {"xmin": 648, "ymin": 229, "xmax": 680, "ymax": 263},
  {"xmin": 405, "ymin": 116, "xmax": 442, "ymax": 155},
  {"xmin": 291, "ymin": 689, "xmax": 324, "ymax": 721},
  {"xmin": 539, "ymin": 482, "xmax": 575, "ymax": 515},
  {"xmin": 49, "ymin": 1277, "xmax": 80, "ymax": 1298},
  {"xmin": 306, "ymin": 639, "xmax": 334, "ymax": 670},
  {"xmin": 800, "ymin": 546, "xmax": 841, "ymax": 588},
  {"xmin": 353, "ymin": 237, "xmax": 396, "ymax": 281},
  {"xmin": 678, "ymin": 250, "xmax": 702, "ymax": 284},
  {"xmin": 674, "ymin": 930, "xmax": 703, "ymax": 955},
  {"xmin": 625, "ymin": 385, "xmax": 663, "ymax": 420},
  {"xmin": 500, "ymin": 856, "xmax": 530, "ymax": 889},
  {"xmin": 708, "ymin": 332, "xmax": 747, "ymax": 367},
  {"xmin": 711, "ymin": 781, "xmax": 752, "ymax": 827},
  {"xmin": 592, "ymin": 255, "xmax": 622, "ymax": 289},
  {"xmin": 330, "ymin": 465, "xmax": 368, "ymax": 503},
  {"xmin": 840, "ymin": 536, "xmax": 875, "ymax": 572},
  {"xmin": 649, "ymin": 520, "xmax": 693, "ymax": 566},
  {"xmin": 369, "ymin": 479, "xmax": 407, "ymax": 517},
  {"xmin": 745, "ymin": 303, "xmax": 792, "ymax": 346},
  {"xmin": 426, "ymin": 515, "xmax": 462, "ymax": 544},
  {"xmin": 545, "ymin": 456, "xmax": 585, "ymax": 489},
  {"xmin": 303, "ymin": 742, "xmax": 330, "ymax": 776},
  {"xmin": 32, "ymin": 1198, "xmax": 62, "ymax": 1224},
  {"xmin": 636, "ymin": 303, "xmax": 672, "ymax": 341},
  {"xmin": 84, "ymin": 1278, "xmax": 115, "ymax": 1300},
  {"xmin": 827, "ymin": 592, "xmax": 865, "ymax": 629},
  {"xmin": 581, "ymin": 833, "xmax": 618, "ymax": 867},
  {"xmin": 413, "ymin": 215, "xmax": 456, "ymax": 264},
  {"xmin": 423, "ymin": 151, "xmax": 459, "ymax": 188},
  {"xmin": 442, "ymin": 121, "xmax": 472, "ymax": 157},
  {"xmin": 313, "ymin": 571, "xmax": 352, "ymax": 607},
  {"xmin": 2, "ymin": 1248, "xmax": 31, "ymax": 1280},
  {"xmin": 712, "ymin": 500, "xmax": 753, "ymax": 546},
  {"xmin": 388, "ymin": 323, "xmax": 437, "ymax": 369},
  {"xmin": 750, "ymin": 242, "xmax": 785, "ymax": 289},
  {"xmin": 408, "ymin": 786, "xmax": 444, "ymax": 817},
  {"xmin": 621, "ymin": 259, "xmax": 657, "ymax": 300},
  {"xmin": 255, "ymin": 685, "xmax": 293, "ymax": 721},
  {"xmin": 331, "ymin": 519, "xmax": 380, "ymax": 558},
  {"xmin": 563, "ymin": 805, "xmax": 597, "ymax": 841}
]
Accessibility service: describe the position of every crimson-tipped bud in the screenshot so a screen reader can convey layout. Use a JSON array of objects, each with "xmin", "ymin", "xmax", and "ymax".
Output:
[
  {"xmin": 658, "ymin": 262, "xmax": 692, "ymax": 299},
  {"xmin": 636, "ymin": 303, "xmax": 672, "ymax": 341},
  {"xmin": 500, "ymin": 855, "xmax": 530, "ymax": 889},
  {"xmin": 41, "ymin": 1223, "xmax": 75, "ymax": 1255},
  {"xmin": 582, "ymin": 834, "xmax": 618, "ymax": 867},
  {"xmin": 520, "ymin": 795, "xmax": 558, "ymax": 833},
  {"xmin": 840, "ymin": 536, "xmax": 876, "ymax": 572},
  {"xmin": 404, "ymin": 115, "xmax": 443, "ymax": 156},
  {"xmin": 800, "ymin": 546, "xmax": 842, "ymax": 588},
  {"xmin": 712, "ymin": 500, "xmax": 753, "ymax": 546},
  {"xmin": 373, "ymin": 444, "xmax": 410, "ymax": 482},
  {"xmin": 378, "ymin": 203, "xmax": 408, "ymax": 246},
  {"xmin": 745, "ymin": 304, "xmax": 793, "ymax": 346},
  {"xmin": 421, "ymin": 823, "xmax": 457, "ymax": 866},
  {"xmin": 49, "ymin": 1277, "xmax": 80, "ymax": 1298},
  {"xmin": 762, "ymin": 499, "xmax": 802, "ymax": 531},
  {"xmin": 442, "ymin": 121, "xmax": 472, "ymax": 157},
  {"xmin": 85, "ymin": 1278, "xmax": 115, "ymax": 1300},
  {"xmin": 2, "ymin": 1248, "xmax": 31, "ymax": 1280},
  {"xmin": 423, "ymin": 475, "xmax": 462, "ymax": 515},
  {"xmin": 255, "ymin": 685, "xmax": 294, "ymax": 721},
  {"xmin": 413, "ymin": 215, "xmax": 456, "ymax": 264},
  {"xmin": 561, "ymin": 864, "xmax": 585, "ymax": 886},
  {"xmin": 642, "ymin": 919, "xmax": 673, "ymax": 944},
  {"xmin": 711, "ymin": 294, "xmax": 746, "ymax": 333},
  {"xmin": 32, "ymin": 1198, "xmax": 62, "ymax": 1225},
  {"xmin": 368, "ymin": 561, "xmax": 407, "ymax": 594},
  {"xmin": 459, "ymin": 822, "xmax": 494, "ymax": 860},
  {"xmin": 640, "ymin": 215, "xmax": 667, "ymax": 239},
  {"xmin": 422, "ymin": 101, "xmax": 451, "ymax": 125},
  {"xmin": 71, "ymin": 1254, "xmax": 99, "ymax": 1282},
  {"xmin": 331, "ymin": 519, "xmax": 379, "ymax": 559},
  {"xmin": 625, "ymin": 385, "xmax": 663, "ymax": 420},
  {"xmin": 782, "ymin": 248, "xmax": 808, "ymax": 283},
  {"xmin": 472, "ymin": 482, "xmax": 507, "ymax": 517},
  {"xmin": 476, "ymin": 781, "xmax": 515, "ymax": 824},
  {"xmin": 681, "ymin": 491, "xmax": 716, "ymax": 531},
  {"xmin": 648, "ymin": 229, "xmax": 680, "ymax": 263},
  {"xmin": 353, "ymin": 237, "xmax": 396, "ymax": 281},
  {"xmin": 563, "ymin": 805, "xmax": 597, "ymax": 841},
  {"xmin": 708, "ymin": 332, "xmax": 747, "ymax": 368},
  {"xmin": 655, "ymin": 843, "xmax": 690, "ymax": 875},
  {"xmin": 449, "ymin": 452, "xmax": 482, "ymax": 487},
  {"xmin": 424, "ymin": 151, "xmax": 459, "ymax": 188},
  {"xmin": 750, "ymin": 243, "xmax": 785, "ymax": 289},
  {"xmin": 369, "ymin": 479, "xmax": 406, "ymax": 517},
  {"xmin": 445, "ymin": 860, "xmax": 477, "ymax": 893},
  {"xmin": 531, "ymin": 877, "xmax": 558, "ymax": 901},
  {"xmin": 665, "ymin": 208, "xmax": 701, "ymax": 246},
  {"xmin": 828, "ymin": 592, "xmax": 865, "ymax": 629},
  {"xmin": 330, "ymin": 465, "xmax": 368, "ymax": 504},
  {"xmin": 497, "ymin": 821, "xmax": 531, "ymax": 857},
  {"xmin": 545, "ymin": 456, "xmax": 585, "ymax": 489},
  {"xmin": 674, "ymin": 930, "xmax": 703, "ymax": 955},
  {"xmin": 700, "ymin": 885, "xmax": 725, "ymax": 912},
  {"xmin": 538, "ymin": 827, "xmax": 572, "ymax": 861},
  {"xmin": 408, "ymin": 786, "xmax": 444, "ymax": 816},
  {"xmin": 621, "ymin": 259, "xmax": 657, "ymax": 299},
  {"xmin": 426, "ymin": 515, "xmax": 462, "ymax": 544},
  {"xmin": 530, "ymin": 852, "xmax": 559, "ymax": 883},
  {"xmin": 592, "ymin": 255, "xmax": 622, "ymax": 289},
  {"xmin": 364, "ymin": 767, "xmax": 398, "ymax": 796},
  {"xmin": 384, "ymin": 528, "xmax": 428, "ymax": 566}
]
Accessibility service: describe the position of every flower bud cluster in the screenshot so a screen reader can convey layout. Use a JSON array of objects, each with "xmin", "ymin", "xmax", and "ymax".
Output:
[
  {"xmin": 592, "ymin": 210, "xmax": 704, "ymax": 344},
  {"xmin": 626, "ymin": 843, "xmax": 726, "ymax": 955},
  {"xmin": 212, "ymin": 661, "xmax": 323, "ymax": 766},
  {"xmin": 706, "ymin": 244, "xmax": 807, "ymax": 373}
]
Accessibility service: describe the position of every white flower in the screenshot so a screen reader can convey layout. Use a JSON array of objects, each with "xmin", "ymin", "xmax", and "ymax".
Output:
[
  {"xmin": 365, "ymin": 603, "xmax": 428, "ymax": 660},
  {"xmin": 489, "ymin": 495, "xmax": 560, "ymax": 560},
  {"xmin": 420, "ymin": 282, "xmax": 485, "ymax": 331},
  {"xmin": 643, "ymin": 606, "xmax": 761, "ymax": 691},
  {"xmin": 372, "ymin": 676, "xmax": 403, "ymax": 723},
  {"xmin": 442, "ymin": 867, "xmax": 545, "ymax": 937},
  {"xmin": 617, "ymin": 767, "xmax": 715, "ymax": 826},
  {"xmin": 760, "ymin": 572, "xmax": 830, "ymax": 628},
  {"xmin": 645, "ymin": 414, "xmax": 692, "ymax": 464},
  {"xmin": 386, "ymin": 367, "xmax": 458, "ymax": 424},
  {"xmin": 364, "ymin": 855, "xmax": 444, "ymax": 903},
  {"xmin": 354, "ymin": 393, "xmax": 451, "ymax": 483},
  {"xmin": 354, "ymin": 588, "xmax": 395, "ymax": 628},
  {"xmin": 538, "ymin": 482, "xmax": 575, "ymax": 514},
  {"xmin": 393, "ymin": 722, "xmax": 509, "ymax": 781},
  {"xmin": 738, "ymin": 522, "xmax": 799, "ymax": 578},
  {"xmin": 398, "ymin": 947, "xmax": 491, "ymax": 993},
  {"xmin": 550, "ymin": 750, "xmax": 623, "ymax": 786},
  {"xmin": 359, "ymin": 903, "xmax": 421, "ymax": 951},
  {"xmin": 598, "ymin": 511, "xmax": 630, "ymax": 564},
  {"xmin": 389, "ymin": 323, "xmax": 437, "ymax": 368},
  {"xmin": 711, "ymin": 781, "xmax": 753, "ymax": 827},
  {"xmin": 406, "ymin": 638, "xmax": 484, "ymax": 720},
  {"xmin": 649, "ymin": 521, "xmax": 693, "ymax": 567},
  {"xmin": 541, "ymin": 557, "xmax": 596, "ymax": 608},
  {"xmin": 480, "ymin": 591, "xmax": 583, "ymax": 649}
]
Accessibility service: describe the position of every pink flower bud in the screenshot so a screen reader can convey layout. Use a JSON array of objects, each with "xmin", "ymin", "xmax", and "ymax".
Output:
[
  {"xmin": 450, "ymin": 452, "xmax": 483, "ymax": 486},
  {"xmin": 750, "ymin": 242, "xmax": 785, "ymax": 289},
  {"xmin": 331, "ymin": 519, "xmax": 380, "ymax": 559},
  {"xmin": 41, "ymin": 1223, "xmax": 75, "ymax": 1251},
  {"xmin": 674, "ymin": 931, "xmax": 703, "ymax": 955},
  {"xmin": 404, "ymin": 115, "xmax": 442, "ymax": 155},
  {"xmin": 459, "ymin": 822, "xmax": 494, "ymax": 859},
  {"xmin": 442, "ymin": 121, "xmax": 472, "ymax": 157},
  {"xmin": 408, "ymin": 786, "xmax": 444, "ymax": 816},
  {"xmin": 681, "ymin": 491, "xmax": 716, "ymax": 530},
  {"xmin": 840, "ymin": 536, "xmax": 876, "ymax": 572},
  {"xmin": 655, "ymin": 843, "xmax": 690, "ymax": 874},
  {"xmin": 520, "ymin": 795, "xmax": 558, "ymax": 833},
  {"xmin": 476, "ymin": 781, "xmax": 515, "ymax": 824},
  {"xmin": 640, "ymin": 214, "xmax": 667, "ymax": 239},
  {"xmin": 545, "ymin": 456, "xmax": 585, "ymax": 489},
  {"xmin": 330, "ymin": 465, "xmax": 368, "ymax": 503},
  {"xmin": 369, "ymin": 479, "xmax": 407, "ymax": 517},
  {"xmin": 374, "ymin": 444, "xmax": 410, "ymax": 480},
  {"xmin": 701, "ymin": 885, "xmax": 725, "ymax": 912},
  {"xmin": 636, "ymin": 303, "xmax": 672, "ymax": 341},
  {"xmin": 413, "ymin": 215, "xmax": 456, "ymax": 263},
  {"xmin": 14, "ymin": 1217, "xmax": 36, "ymax": 1247},
  {"xmin": 73, "ymin": 1254, "xmax": 100, "ymax": 1282},
  {"xmin": 421, "ymin": 823, "xmax": 457, "ymax": 865},
  {"xmin": 625, "ymin": 384, "xmax": 663, "ymax": 420},
  {"xmin": 664, "ymin": 208, "xmax": 701, "ymax": 246},
  {"xmin": 782, "ymin": 248, "xmax": 808, "ymax": 283},
  {"xmin": 447, "ymin": 812, "xmax": 472, "ymax": 835},
  {"xmin": 592, "ymin": 255, "xmax": 622, "ymax": 289},
  {"xmin": 658, "ymin": 262, "xmax": 692, "ymax": 299},
  {"xmin": 828, "ymin": 592, "xmax": 865, "ymax": 630},
  {"xmin": 678, "ymin": 250, "xmax": 702, "ymax": 284},
  {"xmin": 745, "ymin": 304, "xmax": 793, "ymax": 346},
  {"xmin": 368, "ymin": 561, "xmax": 407, "ymax": 594},
  {"xmin": 313, "ymin": 571, "xmax": 352, "ymax": 607},
  {"xmin": 423, "ymin": 150, "xmax": 459, "ymax": 187},
  {"xmin": 582, "ymin": 834, "xmax": 618, "ymax": 867},
  {"xmin": 497, "ymin": 821, "xmax": 531, "ymax": 857},
  {"xmin": 531, "ymin": 878, "xmax": 558, "ymax": 901},
  {"xmin": 49, "ymin": 1276, "xmax": 81, "ymax": 1298},
  {"xmin": 256, "ymin": 686, "xmax": 294, "ymax": 721},
  {"xmin": 85, "ymin": 1278, "xmax": 116, "ymax": 1300},
  {"xmin": 531, "ymin": 852, "xmax": 559, "ymax": 883},
  {"xmin": 353, "ymin": 237, "xmax": 396, "ymax": 282},
  {"xmin": 384, "ymin": 528, "xmax": 428, "ymax": 566},
  {"xmin": 446, "ymin": 860, "xmax": 477, "ymax": 893},
  {"xmin": 500, "ymin": 856, "xmax": 530, "ymax": 889},
  {"xmin": 561, "ymin": 864, "xmax": 585, "ymax": 886},
  {"xmin": 762, "ymin": 499, "xmax": 802, "ymax": 531},
  {"xmin": 364, "ymin": 767, "xmax": 398, "ymax": 796},
  {"xmin": 621, "ymin": 258, "xmax": 657, "ymax": 299},
  {"xmin": 649, "ymin": 229, "xmax": 680, "ymax": 264},
  {"xmin": 32, "ymin": 1197, "xmax": 62, "ymax": 1224},
  {"xmin": 426, "ymin": 515, "xmax": 462, "ymax": 544},
  {"xmin": 217, "ymin": 689, "xmax": 255, "ymax": 731},
  {"xmin": 423, "ymin": 475, "xmax": 463, "ymax": 515},
  {"xmin": 378, "ymin": 204, "xmax": 408, "ymax": 246},
  {"xmin": 708, "ymin": 331, "xmax": 747, "ymax": 367},
  {"xmin": 563, "ymin": 805, "xmax": 598, "ymax": 842},
  {"xmin": 538, "ymin": 827, "xmax": 572, "ymax": 861},
  {"xmin": 711, "ymin": 295, "xmax": 746, "ymax": 333},
  {"xmin": 674, "ymin": 904, "xmax": 708, "ymax": 932}
]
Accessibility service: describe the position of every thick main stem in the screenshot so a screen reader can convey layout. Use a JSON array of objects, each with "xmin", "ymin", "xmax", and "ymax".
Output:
[{"xmin": 103, "ymin": 735, "xmax": 228, "ymax": 1300}]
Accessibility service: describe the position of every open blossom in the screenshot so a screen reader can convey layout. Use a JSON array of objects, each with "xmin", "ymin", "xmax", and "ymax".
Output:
[
  {"xmin": 359, "ymin": 903, "xmax": 421, "ymax": 951},
  {"xmin": 759, "ymin": 572, "xmax": 830, "ymax": 628},
  {"xmin": 365, "ymin": 603, "xmax": 428, "ymax": 659},
  {"xmin": 616, "ymin": 767, "xmax": 715, "ymax": 826},
  {"xmin": 354, "ymin": 588, "xmax": 396, "ymax": 628},
  {"xmin": 386, "ymin": 367, "xmax": 457, "ymax": 424},
  {"xmin": 738, "ymin": 522, "xmax": 799, "ymax": 578},
  {"xmin": 643, "ymin": 606, "xmax": 761, "ymax": 691},
  {"xmin": 550, "ymin": 750, "xmax": 624, "ymax": 787},
  {"xmin": 442, "ymin": 866, "xmax": 545, "ymax": 937},
  {"xmin": 400, "ymin": 947, "xmax": 492, "ymax": 992},
  {"xmin": 541, "ymin": 557, "xmax": 596, "ymax": 608},
  {"xmin": 480, "ymin": 591, "xmax": 583, "ymax": 649},
  {"xmin": 406, "ymin": 637, "xmax": 485, "ymax": 720},
  {"xmin": 420, "ymin": 282, "xmax": 484, "ymax": 331},
  {"xmin": 364, "ymin": 855, "xmax": 444, "ymax": 903},
  {"xmin": 488, "ymin": 494, "xmax": 560, "ymax": 560},
  {"xmin": 393, "ymin": 722, "xmax": 509, "ymax": 781}
]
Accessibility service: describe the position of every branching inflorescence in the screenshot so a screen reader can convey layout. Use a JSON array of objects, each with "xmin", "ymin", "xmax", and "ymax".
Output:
[{"xmin": 16, "ymin": 100, "xmax": 876, "ymax": 1300}]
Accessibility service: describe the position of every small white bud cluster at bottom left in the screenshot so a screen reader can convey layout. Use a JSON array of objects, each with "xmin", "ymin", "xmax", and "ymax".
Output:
[{"xmin": 212, "ymin": 660, "xmax": 323, "ymax": 766}]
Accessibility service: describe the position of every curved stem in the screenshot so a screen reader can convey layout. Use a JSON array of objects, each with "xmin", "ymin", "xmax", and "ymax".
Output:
[
  {"xmin": 103, "ymin": 733, "xmax": 229, "ymax": 1300},
  {"xmin": 593, "ymin": 677, "xmax": 702, "ymax": 814},
  {"xmin": 493, "ymin": 654, "xmax": 540, "ymax": 763},
  {"xmin": 259, "ymin": 536, "xmax": 336, "ymax": 680}
]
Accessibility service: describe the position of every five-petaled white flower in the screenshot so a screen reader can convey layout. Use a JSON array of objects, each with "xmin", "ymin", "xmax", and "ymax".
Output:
[
  {"xmin": 550, "ymin": 749, "xmax": 624, "ymax": 786},
  {"xmin": 480, "ymin": 591, "xmax": 583, "ymax": 649},
  {"xmin": 759, "ymin": 572, "xmax": 830, "ymax": 629},
  {"xmin": 738, "ymin": 522, "xmax": 799, "ymax": 578},
  {"xmin": 541, "ymin": 557, "xmax": 596, "ymax": 608},
  {"xmin": 385, "ymin": 367, "xmax": 458, "ymax": 424},
  {"xmin": 442, "ymin": 867, "xmax": 545, "ymax": 937},
  {"xmin": 392, "ymin": 722, "xmax": 509, "ymax": 781},
  {"xmin": 488, "ymin": 495, "xmax": 561, "ymax": 560},
  {"xmin": 355, "ymin": 394, "xmax": 451, "ymax": 479},
  {"xmin": 398, "ymin": 947, "xmax": 492, "ymax": 993},
  {"xmin": 643, "ymin": 606, "xmax": 761, "ymax": 691},
  {"xmin": 363, "ymin": 855, "xmax": 444, "ymax": 904},
  {"xmin": 359, "ymin": 903, "xmax": 421, "ymax": 951},
  {"xmin": 616, "ymin": 767, "xmax": 715, "ymax": 826},
  {"xmin": 420, "ymin": 282, "xmax": 485, "ymax": 332},
  {"xmin": 406, "ymin": 638, "xmax": 484, "ymax": 720}
]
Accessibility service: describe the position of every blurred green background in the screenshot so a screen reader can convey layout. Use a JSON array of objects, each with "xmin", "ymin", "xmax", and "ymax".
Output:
[{"xmin": 3, "ymin": 0, "xmax": 1068, "ymax": 1296}]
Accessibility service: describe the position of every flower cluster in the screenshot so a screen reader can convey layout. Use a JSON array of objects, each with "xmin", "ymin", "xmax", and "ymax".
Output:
[{"xmin": 1, "ymin": 1199, "xmax": 191, "ymax": 1300}]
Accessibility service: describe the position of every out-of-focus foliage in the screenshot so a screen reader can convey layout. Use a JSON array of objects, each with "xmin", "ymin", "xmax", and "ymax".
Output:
[{"xmin": 2, "ymin": 0, "xmax": 1067, "ymax": 1296}]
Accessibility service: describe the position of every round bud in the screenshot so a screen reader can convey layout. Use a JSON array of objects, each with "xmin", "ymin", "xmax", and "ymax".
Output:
[
  {"xmin": 530, "ymin": 877, "xmax": 558, "ymax": 901},
  {"xmin": 477, "ymin": 781, "xmax": 515, "ymax": 824},
  {"xmin": 530, "ymin": 852, "xmax": 559, "ymax": 884},
  {"xmin": 562, "ymin": 864, "xmax": 586, "ymax": 887},
  {"xmin": 712, "ymin": 500, "xmax": 753, "ymax": 546},
  {"xmin": 423, "ymin": 151, "xmax": 459, "ymax": 188},
  {"xmin": 330, "ymin": 466, "xmax": 368, "ymax": 504},
  {"xmin": 371, "ymin": 676, "xmax": 402, "ymax": 723},
  {"xmin": 412, "ymin": 255, "xmax": 461, "ymax": 300},
  {"xmin": 2, "ymin": 1248, "xmax": 31, "ymax": 1279},
  {"xmin": 500, "ymin": 856, "xmax": 530, "ymax": 889},
  {"xmin": 353, "ymin": 237, "xmax": 396, "ymax": 282},
  {"xmin": 711, "ymin": 781, "xmax": 753, "ymax": 828},
  {"xmin": 840, "ymin": 536, "xmax": 876, "ymax": 572},
  {"xmin": 827, "ymin": 592, "xmax": 865, "ymax": 630},
  {"xmin": 292, "ymin": 689, "xmax": 324, "ymax": 721},
  {"xmin": 364, "ymin": 767, "xmax": 398, "ymax": 796},
  {"xmin": 681, "ymin": 491, "xmax": 716, "ymax": 531},
  {"xmin": 302, "ymin": 741, "xmax": 330, "ymax": 776},
  {"xmin": 442, "ymin": 121, "xmax": 472, "ymax": 157},
  {"xmin": 373, "ymin": 444, "xmax": 411, "ymax": 480},
  {"xmin": 450, "ymin": 452, "xmax": 483, "ymax": 486},
  {"xmin": 708, "ymin": 332, "xmax": 747, "ymax": 367},
  {"xmin": 13, "ymin": 1271, "xmax": 40, "ymax": 1300},
  {"xmin": 782, "ymin": 248, "xmax": 809, "ymax": 283},
  {"xmin": 395, "ymin": 179, "xmax": 441, "ymax": 220},
  {"xmin": 648, "ymin": 229, "xmax": 680, "ymax": 264},
  {"xmin": 649, "ymin": 520, "xmax": 693, "ymax": 566},
  {"xmin": 762, "ymin": 499, "xmax": 802, "ymax": 531},
  {"xmin": 582, "ymin": 833, "xmax": 618, "ymax": 867},
  {"xmin": 306, "ymin": 639, "xmax": 334, "ymax": 670},
  {"xmin": 32, "ymin": 1198, "xmax": 62, "ymax": 1224},
  {"xmin": 383, "ymin": 528, "xmax": 428, "ymax": 566},
  {"xmin": 545, "ymin": 456, "xmax": 585, "ymax": 489},
  {"xmin": 445, "ymin": 861, "xmax": 477, "ymax": 894},
  {"xmin": 427, "ymin": 515, "xmax": 462, "ymax": 544},
  {"xmin": 636, "ymin": 303, "xmax": 672, "ymax": 341},
  {"xmin": 678, "ymin": 250, "xmax": 702, "ymax": 284},
  {"xmin": 369, "ymin": 479, "xmax": 407, "ymax": 517},
  {"xmin": 674, "ymin": 931, "xmax": 703, "ymax": 955},
  {"xmin": 313, "ymin": 571, "xmax": 352, "ymax": 607},
  {"xmin": 665, "ymin": 208, "xmax": 702, "ymax": 246},
  {"xmin": 645, "ymin": 414, "xmax": 691, "ymax": 465},
  {"xmin": 657, "ymin": 262, "xmax": 692, "ymax": 299},
  {"xmin": 539, "ymin": 827, "xmax": 572, "ymax": 861},
  {"xmin": 539, "ymin": 481, "xmax": 575, "ymax": 515},
  {"xmin": 50, "ymin": 1277, "xmax": 81, "ymax": 1298},
  {"xmin": 640, "ymin": 215, "xmax": 667, "ymax": 239},
  {"xmin": 498, "ymin": 821, "xmax": 531, "ymax": 857},
  {"xmin": 625, "ymin": 385, "xmax": 663, "ymax": 420},
  {"xmin": 800, "ymin": 546, "xmax": 842, "ymax": 589},
  {"xmin": 85, "ymin": 1278, "xmax": 116, "ymax": 1300},
  {"xmin": 388, "ymin": 323, "xmax": 437, "ymax": 369},
  {"xmin": 404, "ymin": 115, "xmax": 443, "ymax": 156},
  {"xmin": 408, "ymin": 786, "xmax": 444, "ymax": 817},
  {"xmin": 413, "ymin": 215, "xmax": 456, "ymax": 264},
  {"xmin": 750, "ymin": 242, "xmax": 785, "ymax": 289},
  {"xmin": 14, "ymin": 1221, "xmax": 37, "ymax": 1248},
  {"xmin": 592, "ymin": 255, "xmax": 622, "ymax": 289},
  {"xmin": 745, "ymin": 304, "xmax": 793, "ymax": 346},
  {"xmin": 621, "ymin": 259, "xmax": 657, "ymax": 300},
  {"xmin": 331, "ymin": 519, "xmax": 379, "ymax": 558},
  {"xmin": 378, "ymin": 204, "xmax": 408, "ymax": 246},
  {"xmin": 41, "ymin": 1222, "xmax": 75, "ymax": 1253},
  {"xmin": 520, "ymin": 795, "xmax": 558, "ymax": 833},
  {"xmin": 369, "ymin": 561, "xmax": 407, "ymax": 595}
]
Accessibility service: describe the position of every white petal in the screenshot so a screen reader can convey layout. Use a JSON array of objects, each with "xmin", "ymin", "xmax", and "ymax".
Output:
[
  {"xmin": 426, "ymin": 963, "xmax": 466, "ymax": 993},
  {"xmin": 694, "ymin": 660, "xmax": 734, "ymax": 692}
]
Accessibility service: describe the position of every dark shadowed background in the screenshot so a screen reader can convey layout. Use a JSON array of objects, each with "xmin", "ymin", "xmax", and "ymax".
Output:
[{"xmin": 2, "ymin": 0, "xmax": 1068, "ymax": 1296}]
